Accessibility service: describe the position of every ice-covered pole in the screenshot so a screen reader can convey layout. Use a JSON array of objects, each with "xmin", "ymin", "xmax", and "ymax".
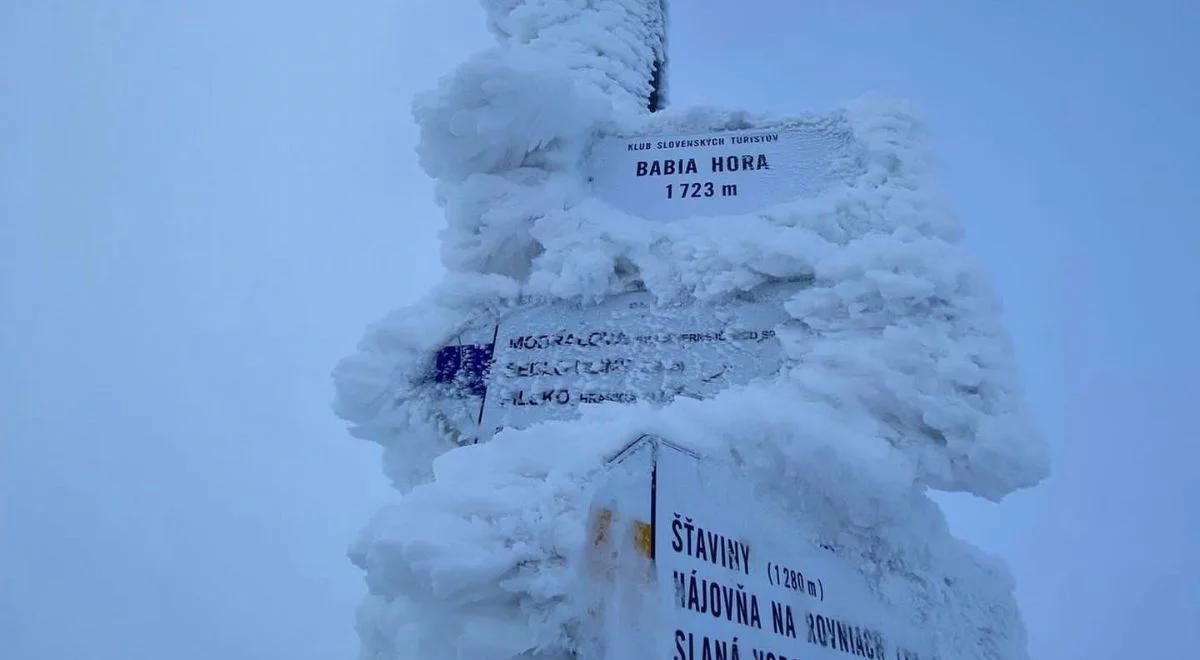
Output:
[
  {"xmin": 336, "ymin": 1, "xmax": 1046, "ymax": 658},
  {"xmin": 480, "ymin": 0, "xmax": 668, "ymax": 112},
  {"xmin": 408, "ymin": 1, "xmax": 672, "ymax": 277}
]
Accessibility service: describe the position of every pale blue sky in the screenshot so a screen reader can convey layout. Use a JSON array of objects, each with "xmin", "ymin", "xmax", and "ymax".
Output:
[{"xmin": 2, "ymin": 2, "xmax": 1196, "ymax": 659}]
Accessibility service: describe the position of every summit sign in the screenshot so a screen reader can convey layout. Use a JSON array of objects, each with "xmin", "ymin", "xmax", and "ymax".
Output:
[{"xmin": 587, "ymin": 124, "xmax": 861, "ymax": 221}]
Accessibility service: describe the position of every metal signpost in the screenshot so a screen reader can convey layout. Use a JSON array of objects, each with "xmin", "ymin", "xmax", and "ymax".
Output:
[{"xmin": 350, "ymin": 2, "xmax": 1024, "ymax": 658}]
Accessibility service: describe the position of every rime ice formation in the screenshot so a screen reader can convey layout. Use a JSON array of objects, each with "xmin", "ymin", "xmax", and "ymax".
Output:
[{"xmin": 334, "ymin": 1, "xmax": 1046, "ymax": 658}]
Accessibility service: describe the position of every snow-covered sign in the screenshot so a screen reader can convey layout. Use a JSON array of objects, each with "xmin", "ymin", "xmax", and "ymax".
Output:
[
  {"xmin": 430, "ymin": 286, "xmax": 795, "ymax": 442},
  {"xmin": 652, "ymin": 441, "xmax": 933, "ymax": 660},
  {"xmin": 587, "ymin": 123, "xmax": 861, "ymax": 221}
]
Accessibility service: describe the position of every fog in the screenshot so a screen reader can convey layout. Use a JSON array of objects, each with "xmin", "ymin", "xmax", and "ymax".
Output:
[{"xmin": 2, "ymin": 2, "xmax": 1196, "ymax": 659}]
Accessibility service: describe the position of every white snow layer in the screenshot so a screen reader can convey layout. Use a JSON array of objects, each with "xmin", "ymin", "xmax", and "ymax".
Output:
[{"xmin": 334, "ymin": 1, "xmax": 1046, "ymax": 658}]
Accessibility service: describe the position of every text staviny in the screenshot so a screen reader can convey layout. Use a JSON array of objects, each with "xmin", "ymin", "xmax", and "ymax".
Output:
[{"xmin": 672, "ymin": 512, "xmax": 752, "ymax": 575}]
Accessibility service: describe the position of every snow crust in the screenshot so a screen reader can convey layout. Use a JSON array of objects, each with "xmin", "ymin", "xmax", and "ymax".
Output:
[{"xmin": 334, "ymin": 1, "xmax": 1045, "ymax": 658}]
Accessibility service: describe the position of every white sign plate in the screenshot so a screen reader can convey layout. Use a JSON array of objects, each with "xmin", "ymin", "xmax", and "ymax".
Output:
[
  {"xmin": 587, "ymin": 124, "xmax": 861, "ymax": 221},
  {"xmin": 428, "ymin": 287, "xmax": 796, "ymax": 442},
  {"xmin": 654, "ymin": 442, "xmax": 934, "ymax": 660}
]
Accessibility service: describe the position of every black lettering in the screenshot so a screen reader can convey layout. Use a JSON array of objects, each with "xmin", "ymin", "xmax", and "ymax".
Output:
[{"xmin": 771, "ymin": 602, "xmax": 796, "ymax": 638}]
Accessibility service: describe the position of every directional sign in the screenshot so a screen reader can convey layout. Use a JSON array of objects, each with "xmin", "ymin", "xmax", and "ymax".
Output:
[
  {"xmin": 587, "ymin": 123, "xmax": 862, "ymax": 221},
  {"xmin": 652, "ymin": 441, "xmax": 934, "ymax": 660},
  {"xmin": 428, "ymin": 285, "xmax": 798, "ymax": 442}
]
